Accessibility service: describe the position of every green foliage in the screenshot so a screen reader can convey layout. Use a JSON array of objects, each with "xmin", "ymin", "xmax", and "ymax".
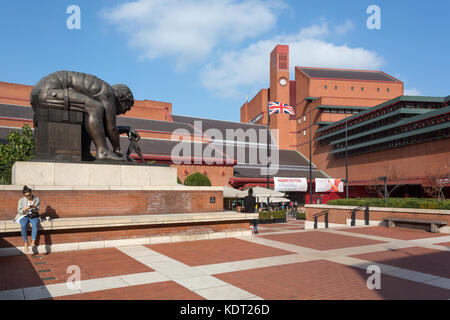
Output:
[
  {"xmin": 183, "ymin": 172, "xmax": 211, "ymax": 186},
  {"xmin": 328, "ymin": 198, "xmax": 450, "ymax": 210},
  {"xmin": 147, "ymin": 160, "xmax": 157, "ymax": 164},
  {"xmin": 177, "ymin": 176, "xmax": 182, "ymax": 184},
  {"xmin": 258, "ymin": 210, "xmax": 287, "ymax": 220},
  {"xmin": 272, "ymin": 210, "xmax": 287, "ymax": 219},
  {"xmin": 0, "ymin": 125, "xmax": 34, "ymax": 184},
  {"xmin": 296, "ymin": 211, "xmax": 306, "ymax": 220},
  {"xmin": 258, "ymin": 211, "xmax": 272, "ymax": 220}
]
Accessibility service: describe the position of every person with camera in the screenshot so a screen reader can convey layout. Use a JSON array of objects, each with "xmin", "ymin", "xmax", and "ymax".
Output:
[{"xmin": 14, "ymin": 186, "xmax": 40, "ymax": 252}]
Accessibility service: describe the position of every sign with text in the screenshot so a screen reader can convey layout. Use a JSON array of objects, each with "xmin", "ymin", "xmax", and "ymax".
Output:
[
  {"xmin": 315, "ymin": 178, "xmax": 344, "ymax": 193},
  {"xmin": 274, "ymin": 177, "xmax": 307, "ymax": 192}
]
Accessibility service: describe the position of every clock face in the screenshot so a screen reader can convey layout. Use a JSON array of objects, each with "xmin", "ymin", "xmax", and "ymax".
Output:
[{"xmin": 279, "ymin": 77, "xmax": 287, "ymax": 86}]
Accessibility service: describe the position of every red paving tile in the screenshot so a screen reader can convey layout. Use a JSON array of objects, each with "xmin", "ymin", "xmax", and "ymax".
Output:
[
  {"xmin": 0, "ymin": 255, "xmax": 45, "ymax": 291},
  {"xmin": 147, "ymin": 238, "xmax": 295, "ymax": 266},
  {"xmin": 51, "ymin": 281, "xmax": 204, "ymax": 300},
  {"xmin": 0, "ymin": 248, "xmax": 153, "ymax": 291},
  {"xmin": 215, "ymin": 260, "xmax": 450, "ymax": 300},
  {"xmin": 259, "ymin": 230, "xmax": 386, "ymax": 251},
  {"xmin": 258, "ymin": 224, "xmax": 291, "ymax": 229},
  {"xmin": 339, "ymin": 226, "xmax": 449, "ymax": 240},
  {"xmin": 351, "ymin": 246, "xmax": 450, "ymax": 278}
]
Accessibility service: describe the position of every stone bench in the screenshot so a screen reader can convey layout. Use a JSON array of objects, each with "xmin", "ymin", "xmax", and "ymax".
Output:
[
  {"xmin": 383, "ymin": 217, "xmax": 447, "ymax": 233},
  {"xmin": 0, "ymin": 211, "xmax": 258, "ymax": 233}
]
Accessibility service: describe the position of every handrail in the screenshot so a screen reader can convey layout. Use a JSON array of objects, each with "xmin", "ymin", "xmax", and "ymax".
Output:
[
  {"xmin": 313, "ymin": 209, "xmax": 329, "ymax": 218},
  {"xmin": 349, "ymin": 206, "xmax": 366, "ymax": 213},
  {"xmin": 348, "ymin": 205, "xmax": 369, "ymax": 226},
  {"xmin": 313, "ymin": 209, "xmax": 329, "ymax": 229}
]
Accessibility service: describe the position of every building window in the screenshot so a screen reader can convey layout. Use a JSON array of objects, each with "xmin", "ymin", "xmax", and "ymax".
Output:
[
  {"xmin": 324, "ymin": 85, "xmax": 327, "ymax": 89},
  {"xmin": 334, "ymin": 85, "xmax": 338, "ymax": 90},
  {"xmin": 361, "ymin": 87, "xmax": 364, "ymax": 91},
  {"xmin": 351, "ymin": 87, "xmax": 354, "ymax": 91},
  {"xmin": 303, "ymin": 130, "xmax": 306, "ymax": 136},
  {"xmin": 387, "ymin": 88, "xmax": 390, "ymax": 92},
  {"xmin": 303, "ymin": 116, "xmax": 306, "ymax": 122},
  {"xmin": 298, "ymin": 118, "xmax": 301, "ymax": 124},
  {"xmin": 377, "ymin": 88, "xmax": 380, "ymax": 92}
]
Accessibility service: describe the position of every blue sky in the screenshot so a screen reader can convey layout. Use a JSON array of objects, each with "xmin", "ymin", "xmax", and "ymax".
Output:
[{"xmin": 0, "ymin": 0, "xmax": 448, "ymax": 122}]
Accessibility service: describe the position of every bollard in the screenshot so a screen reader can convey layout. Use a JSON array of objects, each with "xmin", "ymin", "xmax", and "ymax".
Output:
[
  {"xmin": 364, "ymin": 206, "xmax": 369, "ymax": 225},
  {"xmin": 314, "ymin": 216, "xmax": 317, "ymax": 229},
  {"xmin": 325, "ymin": 212, "xmax": 329, "ymax": 228}
]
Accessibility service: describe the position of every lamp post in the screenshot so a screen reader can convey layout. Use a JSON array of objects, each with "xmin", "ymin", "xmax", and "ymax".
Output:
[
  {"xmin": 378, "ymin": 176, "xmax": 387, "ymax": 204},
  {"xmin": 267, "ymin": 100, "xmax": 270, "ymax": 210},
  {"xmin": 345, "ymin": 119, "xmax": 349, "ymax": 199},
  {"xmin": 305, "ymin": 98, "xmax": 316, "ymax": 204}
]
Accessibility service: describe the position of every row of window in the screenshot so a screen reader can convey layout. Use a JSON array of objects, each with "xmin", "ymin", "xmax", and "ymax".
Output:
[
  {"xmin": 324, "ymin": 85, "xmax": 390, "ymax": 93},
  {"xmin": 322, "ymin": 109, "xmax": 360, "ymax": 114}
]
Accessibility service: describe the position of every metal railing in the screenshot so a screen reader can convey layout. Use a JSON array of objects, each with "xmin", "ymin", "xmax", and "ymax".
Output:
[
  {"xmin": 349, "ymin": 205, "xmax": 369, "ymax": 226},
  {"xmin": 313, "ymin": 209, "xmax": 329, "ymax": 229}
]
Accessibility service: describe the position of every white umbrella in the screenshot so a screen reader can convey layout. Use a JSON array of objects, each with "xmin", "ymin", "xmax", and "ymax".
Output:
[
  {"xmin": 270, "ymin": 197, "xmax": 290, "ymax": 203},
  {"xmin": 249, "ymin": 186, "xmax": 285, "ymax": 198},
  {"xmin": 223, "ymin": 186, "xmax": 247, "ymax": 198}
]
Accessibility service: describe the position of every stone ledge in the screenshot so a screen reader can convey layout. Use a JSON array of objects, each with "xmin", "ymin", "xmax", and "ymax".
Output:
[
  {"xmin": 0, "ymin": 185, "xmax": 225, "ymax": 191},
  {"xmin": 1, "ymin": 211, "xmax": 258, "ymax": 233},
  {"xmin": 0, "ymin": 229, "xmax": 253, "ymax": 257},
  {"xmin": 306, "ymin": 204, "xmax": 450, "ymax": 215}
]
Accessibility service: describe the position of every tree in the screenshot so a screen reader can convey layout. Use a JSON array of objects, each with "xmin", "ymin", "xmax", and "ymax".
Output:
[
  {"xmin": 0, "ymin": 125, "xmax": 34, "ymax": 184},
  {"xmin": 424, "ymin": 165, "xmax": 449, "ymax": 201},
  {"xmin": 183, "ymin": 172, "xmax": 211, "ymax": 186},
  {"xmin": 365, "ymin": 161, "xmax": 403, "ymax": 204}
]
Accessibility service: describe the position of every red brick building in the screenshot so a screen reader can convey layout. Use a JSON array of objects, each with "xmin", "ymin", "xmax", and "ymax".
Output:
[
  {"xmin": 240, "ymin": 45, "xmax": 450, "ymax": 202},
  {"xmin": 1, "ymin": 44, "xmax": 448, "ymax": 203}
]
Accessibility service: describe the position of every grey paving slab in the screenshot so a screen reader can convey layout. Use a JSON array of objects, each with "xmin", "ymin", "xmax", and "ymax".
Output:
[
  {"xmin": 383, "ymin": 268, "xmax": 442, "ymax": 283},
  {"xmin": 120, "ymin": 271, "xmax": 170, "ymax": 286},
  {"xmin": 423, "ymin": 277, "xmax": 450, "ymax": 290},
  {"xmin": 23, "ymin": 286, "xmax": 52, "ymax": 300},
  {"xmin": 174, "ymin": 275, "xmax": 229, "ymax": 291},
  {"xmin": 194, "ymin": 285, "xmax": 257, "ymax": 300},
  {"xmin": 79, "ymin": 276, "xmax": 129, "ymax": 293},
  {"xmin": 0, "ymin": 289, "xmax": 24, "ymax": 300}
]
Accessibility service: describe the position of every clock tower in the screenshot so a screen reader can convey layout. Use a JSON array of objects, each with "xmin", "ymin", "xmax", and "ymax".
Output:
[{"xmin": 269, "ymin": 45, "xmax": 290, "ymax": 104}]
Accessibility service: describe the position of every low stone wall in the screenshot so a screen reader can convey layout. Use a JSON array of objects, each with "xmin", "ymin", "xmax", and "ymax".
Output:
[
  {"xmin": 0, "ymin": 212, "xmax": 255, "ymax": 251},
  {"xmin": 0, "ymin": 186, "xmax": 224, "ymax": 220},
  {"xmin": 305, "ymin": 204, "xmax": 450, "ymax": 233}
]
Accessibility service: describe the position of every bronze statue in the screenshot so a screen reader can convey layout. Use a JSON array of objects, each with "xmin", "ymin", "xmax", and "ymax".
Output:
[
  {"xmin": 117, "ymin": 126, "xmax": 145, "ymax": 163},
  {"xmin": 30, "ymin": 70, "xmax": 134, "ymax": 161}
]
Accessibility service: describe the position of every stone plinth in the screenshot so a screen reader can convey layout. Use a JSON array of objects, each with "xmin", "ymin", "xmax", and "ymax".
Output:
[{"xmin": 12, "ymin": 161, "xmax": 177, "ymax": 187}]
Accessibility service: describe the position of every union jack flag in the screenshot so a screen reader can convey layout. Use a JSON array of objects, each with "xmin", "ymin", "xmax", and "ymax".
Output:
[{"xmin": 269, "ymin": 102, "xmax": 295, "ymax": 115}]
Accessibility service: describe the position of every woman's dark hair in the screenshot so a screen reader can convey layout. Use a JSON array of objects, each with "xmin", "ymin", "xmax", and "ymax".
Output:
[
  {"xmin": 22, "ymin": 185, "xmax": 32, "ymax": 195},
  {"xmin": 248, "ymin": 188, "xmax": 253, "ymax": 195}
]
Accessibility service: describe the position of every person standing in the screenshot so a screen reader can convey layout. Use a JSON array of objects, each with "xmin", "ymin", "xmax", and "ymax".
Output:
[
  {"xmin": 14, "ymin": 186, "xmax": 40, "ymax": 252},
  {"xmin": 243, "ymin": 188, "xmax": 258, "ymax": 234}
]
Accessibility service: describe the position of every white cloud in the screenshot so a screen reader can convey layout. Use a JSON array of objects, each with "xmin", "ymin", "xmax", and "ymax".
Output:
[
  {"xmin": 201, "ymin": 21, "xmax": 385, "ymax": 97},
  {"xmin": 404, "ymin": 88, "xmax": 423, "ymax": 96},
  {"xmin": 101, "ymin": 0, "xmax": 283, "ymax": 68}
]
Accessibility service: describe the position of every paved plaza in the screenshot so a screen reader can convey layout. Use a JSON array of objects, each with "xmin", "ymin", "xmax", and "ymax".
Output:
[{"xmin": 0, "ymin": 219, "xmax": 449, "ymax": 300}]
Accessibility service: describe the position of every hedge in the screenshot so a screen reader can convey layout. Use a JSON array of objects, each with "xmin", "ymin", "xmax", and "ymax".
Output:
[
  {"xmin": 296, "ymin": 212, "xmax": 306, "ymax": 219},
  {"xmin": 258, "ymin": 210, "xmax": 287, "ymax": 220},
  {"xmin": 183, "ymin": 172, "xmax": 211, "ymax": 186},
  {"xmin": 327, "ymin": 198, "xmax": 450, "ymax": 210}
]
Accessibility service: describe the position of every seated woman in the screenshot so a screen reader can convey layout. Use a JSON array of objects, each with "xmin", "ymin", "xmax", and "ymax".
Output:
[{"xmin": 14, "ymin": 186, "xmax": 41, "ymax": 252}]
